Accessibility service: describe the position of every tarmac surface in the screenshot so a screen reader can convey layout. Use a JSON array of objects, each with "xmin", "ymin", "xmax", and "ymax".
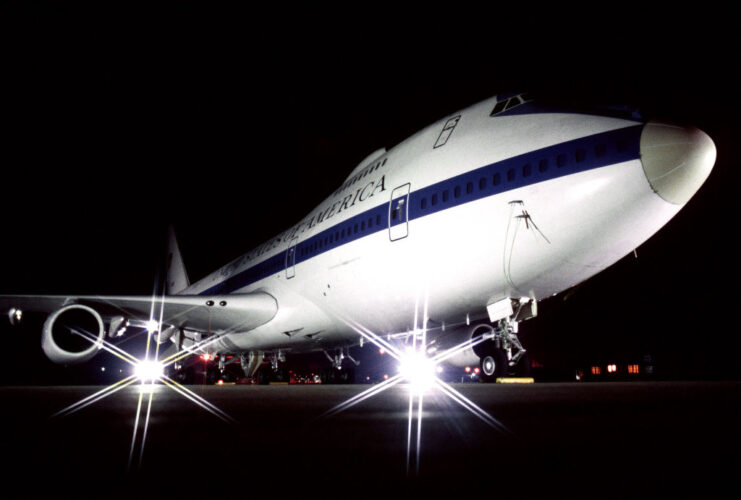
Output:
[{"xmin": 1, "ymin": 381, "xmax": 739, "ymax": 497}]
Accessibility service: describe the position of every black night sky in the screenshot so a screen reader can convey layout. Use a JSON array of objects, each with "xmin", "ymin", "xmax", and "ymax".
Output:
[{"xmin": 0, "ymin": 11, "xmax": 738, "ymax": 383}]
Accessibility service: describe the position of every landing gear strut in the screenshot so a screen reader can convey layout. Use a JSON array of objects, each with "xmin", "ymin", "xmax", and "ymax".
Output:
[
  {"xmin": 475, "ymin": 319, "xmax": 529, "ymax": 382},
  {"xmin": 320, "ymin": 347, "xmax": 359, "ymax": 384}
]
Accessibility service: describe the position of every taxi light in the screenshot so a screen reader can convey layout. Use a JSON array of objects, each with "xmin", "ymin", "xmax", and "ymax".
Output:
[
  {"xmin": 399, "ymin": 349, "xmax": 437, "ymax": 393},
  {"xmin": 135, "ymin": 360, "xmax": 164, "ymax": 382}
]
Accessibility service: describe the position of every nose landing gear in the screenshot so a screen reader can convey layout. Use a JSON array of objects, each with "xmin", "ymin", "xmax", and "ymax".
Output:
[{"xmin": 475, "ymin": 319, "xmax": 530, "ymax": 383}]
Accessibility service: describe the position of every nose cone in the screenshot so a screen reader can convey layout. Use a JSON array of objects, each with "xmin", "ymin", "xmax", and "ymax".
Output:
[{"xmin": 640, "ymin": 121, "xmax": 716, "ymax": 205}]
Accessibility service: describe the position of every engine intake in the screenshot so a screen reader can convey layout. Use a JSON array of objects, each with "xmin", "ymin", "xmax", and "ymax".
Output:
[
  {"xmin": 41, "ymin": 304, "xmax": 105, "ymax": 365},
  {"xmin": 436, "ymin": 322, "xmax": 494, "ymax": 368}
]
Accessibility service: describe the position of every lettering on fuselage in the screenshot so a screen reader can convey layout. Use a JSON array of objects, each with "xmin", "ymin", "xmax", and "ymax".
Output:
[
  {"xmin": 233, "ymin": 173, "xmax": 388, "ymax": 269},
  {"xmin": 332, "ymin": 157, "xmax": 388, "ymax": 197},
  {"xmin": 288, "ymin": 174, "xmax": 387, "ymax": 240}
]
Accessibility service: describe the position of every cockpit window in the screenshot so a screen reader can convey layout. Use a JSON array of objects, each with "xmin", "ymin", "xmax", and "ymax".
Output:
[
  {"xmin": 490, "ymin": 93, "xmax": 532, "ymax": 117},
  {"xmin": 490, "ymin": 92, "xmax": 643, "ymax": 121}
]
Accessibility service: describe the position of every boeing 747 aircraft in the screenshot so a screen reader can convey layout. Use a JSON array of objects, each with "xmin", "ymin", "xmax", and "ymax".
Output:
[{"xmin": 0, "ymin": 93, "xmax": 716, "ymax": 383}]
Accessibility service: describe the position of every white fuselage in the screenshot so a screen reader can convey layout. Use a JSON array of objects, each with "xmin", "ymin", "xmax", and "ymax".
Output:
[{"xmin": 181, "ymin": 95, "xmax": 691, "ymax": 356}]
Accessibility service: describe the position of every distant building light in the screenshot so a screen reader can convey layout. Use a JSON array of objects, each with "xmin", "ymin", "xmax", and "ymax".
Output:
[
  {"xmin": 607, "ymin": 364, "xmax": 617, "ymax": 373},
  {"xmin": 591, "ymin": 366, "xmax": 601, "ymax": 375},
  {"xmin": 628, "ymin": 364, "xmax": 640, "ymax": 374}
]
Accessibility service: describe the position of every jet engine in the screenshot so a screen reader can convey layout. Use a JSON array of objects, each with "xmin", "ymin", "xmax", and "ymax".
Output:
[
  {"xmin": 433, "ymin": 322, "xmax": 495, "ymax": 368},
  {"xmin": 41, "ymin": 304, "xmax": 105, "ymax": 365}
]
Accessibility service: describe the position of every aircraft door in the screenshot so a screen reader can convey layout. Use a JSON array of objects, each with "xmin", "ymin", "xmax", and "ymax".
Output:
[
  {"xmin": 285, "ymin": 236, "xmax": 298, "ymax": 279},
  {"xmin": 389, "ymin": 183, "xmax": 410, "ymax": 241}
]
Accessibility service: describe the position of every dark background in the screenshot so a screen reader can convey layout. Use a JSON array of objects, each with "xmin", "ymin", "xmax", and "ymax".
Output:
[{"xmin": 0, "ymin": 11, "xmax": 737, "ymax": 383}]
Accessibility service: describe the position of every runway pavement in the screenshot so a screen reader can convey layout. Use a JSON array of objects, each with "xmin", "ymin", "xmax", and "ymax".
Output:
[{"xmin": 1, "ymin": 382, "xmax": 739, "ymax": 497}]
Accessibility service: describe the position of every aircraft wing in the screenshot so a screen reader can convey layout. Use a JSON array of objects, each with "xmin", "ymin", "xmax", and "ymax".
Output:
[{"xmin": 0, "ymin": 292, "xmax": 278, "ymax": 335}]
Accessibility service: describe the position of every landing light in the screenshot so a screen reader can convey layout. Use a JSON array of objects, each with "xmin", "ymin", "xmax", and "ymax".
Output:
[
  {"xmin": 146, "ymin": 319, "xmax": 159, "ymax": 334},
  {"xmin": 134, "ymin": 360, "xmax": 164, "ymax": 382},
  {"xmin": 399, "ymin": 349, "xmax": 437, "ymax": 393}
]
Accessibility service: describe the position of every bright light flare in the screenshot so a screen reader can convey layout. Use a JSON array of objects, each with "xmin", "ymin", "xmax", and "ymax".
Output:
[
  {"xmin": 146, "ymin": 319, "xmax": 159, "ymax": 334},
  {"xmin": 399, "ymin": 349, "xmax": 438, "ymax": 394},
  {"xmin": 134, "ymin": 360, "xmax": 164, "ymax": 382}
]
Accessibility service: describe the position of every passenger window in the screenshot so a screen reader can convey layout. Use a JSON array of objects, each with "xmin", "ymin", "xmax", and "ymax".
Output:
[
  {"xmin": 431, "ymin": 193, "xmax": 438, "ymax": 205},
  {"xmin": 493, "ymin": 173, "xmax": 501, "ymax": 186},
  {"xmin": 507, "ymin": 169, "xmax": 515, "ymax": 182},
  {"xmin": 557, "ymin": 154, "xmax": 567, "ymax": 167},
  {"xmin": 479, "ymin": 177, "xmax": 486, "ymax": 190},
  {"xmin": 539, "ymin": 159, "xmax": 548, "ymax": 173},
  {"xmin": 575, "ymin": 149, "xmax": 586, "ymax": 163},
  {"xmin": 522, "ymin": 163, "xmax": 531, "ymax": 177},
  {"xmin": 595, "ymin": 144, "xmax": 607, "ymax": 158},
  {"xmin": 421, "ymin": 197, "xmax": 427, "ymax": 210},
  {"xmin": 454, "ymin": 186, "xmax": 461, "ymax": 198},
  {"xmin": 466, "ymin": 181, "xmax": 473, "ymax": 194},
  {"xmin": 442, "ymin": 190, "xmax": 449, "ymax": 202}
]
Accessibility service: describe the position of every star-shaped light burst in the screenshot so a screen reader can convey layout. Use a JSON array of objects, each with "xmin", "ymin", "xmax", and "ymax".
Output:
[
  {"xmin": 51, "ymin": 291, "xmax": 235, "ymax": 471},
  {"xmin": 322, "ymin": 292, "xmax": 512, "ymax": 476}
]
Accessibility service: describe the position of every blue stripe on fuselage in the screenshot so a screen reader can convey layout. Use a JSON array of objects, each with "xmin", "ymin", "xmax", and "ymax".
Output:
[{"xmin": 200, "ymin": 124, "xmax": 643, "ymax": 295}]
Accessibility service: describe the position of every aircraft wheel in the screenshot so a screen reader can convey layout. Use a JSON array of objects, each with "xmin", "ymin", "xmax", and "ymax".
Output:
[
  {"xmin": 479, "ymin": 349, "xmax": 507, "ymax": 383},
  {"xmin": 337, "ymin": 367, "xmax": 355, "ymax": 384}
]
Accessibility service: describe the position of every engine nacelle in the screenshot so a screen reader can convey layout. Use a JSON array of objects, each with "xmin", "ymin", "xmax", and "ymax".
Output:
[
  {"xmin": 433, "ymin": 322, "xmax": 494, "ymax": 368},
  {"xmin": 41, "ymin": 304, "xmax": 105, "ymax": 365}
]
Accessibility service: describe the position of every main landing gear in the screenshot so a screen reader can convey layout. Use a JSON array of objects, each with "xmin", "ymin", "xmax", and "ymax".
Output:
[
  {"xmin": 320, "ymin": 347, "xmax": 359, "ymax": 384},
  {"xmin": 474, "ymin": 319, "xmax": 530, "ymax": 383}
]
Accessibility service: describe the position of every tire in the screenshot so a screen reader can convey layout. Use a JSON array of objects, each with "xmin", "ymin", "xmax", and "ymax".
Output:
[
  {"xmin": 479, "ymin": 348, "xmax": 508, "ymax": 383},
  {"xmin": 338, "ymin": 367, "xmax": 355, "ymax": 384},
  {"xmin": 256, "ymin": 369, "xmax": 271, "ymax": 385}
]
